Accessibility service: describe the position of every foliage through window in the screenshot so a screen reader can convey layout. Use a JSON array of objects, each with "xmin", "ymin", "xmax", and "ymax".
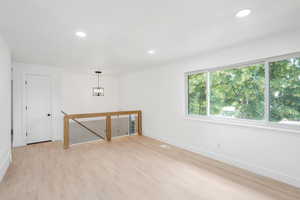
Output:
[
  {"xmin": 186, "ymin": 55, "xmax": 300, "ymax": 126},
  {"xmin": 188, "ymin": 73, "xmax": 207, "ymax": 115},
  {"xmin": 270, "ymin": 58, "xmax": 300, "ymax": 123},
  {"xmin": 210, "ymin": 64, "xmax": 265, "ymax": 120}
]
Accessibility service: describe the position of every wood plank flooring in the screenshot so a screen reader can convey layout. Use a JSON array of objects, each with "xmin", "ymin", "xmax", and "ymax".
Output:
[{"xmin": 0, "ymin": 136, "xmax": 299, "ymax": 200}]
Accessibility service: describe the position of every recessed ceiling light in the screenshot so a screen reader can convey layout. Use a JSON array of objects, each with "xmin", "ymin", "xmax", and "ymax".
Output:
[
  {"xmin": 235, "ymin": 9, "xmax": 251, "ymax": 18},
  {"xmin": 147, "ymin": 50, "xmax": 156, "ymax": 55},
  {"xmin": 75, "ymin": 31, "xmax": 87, "ymax": 38}
]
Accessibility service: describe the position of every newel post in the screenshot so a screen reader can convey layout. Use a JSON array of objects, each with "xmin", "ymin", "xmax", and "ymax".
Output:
[
  {"xmin": 64, "ymin": 116, "xmax": 70, "ymax": 149},
  {"xmin": 106, "ymin": 115, "xmax": 112, "ymax": 141},
  {"xmin": 137, "ymin": 111, "xmax": 142, "ymax": 136}
]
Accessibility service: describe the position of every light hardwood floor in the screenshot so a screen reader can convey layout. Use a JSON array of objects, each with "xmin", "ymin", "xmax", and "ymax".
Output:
[{"xmin": 0, "ymin": 136, "xmax": 299, "ymax": 200}]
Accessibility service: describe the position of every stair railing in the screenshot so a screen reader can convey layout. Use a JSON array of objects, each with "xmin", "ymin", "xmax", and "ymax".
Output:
[
  {"xmin": 61, "ymin": 111, "xmax": 105, "ymax": 140},
  {"xmin": 62, "ymin": 110, "xmax": 142, "ymax": 149}
]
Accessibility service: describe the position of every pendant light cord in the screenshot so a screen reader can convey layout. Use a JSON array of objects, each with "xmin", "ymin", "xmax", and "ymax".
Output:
[{"xmin": 98, "ymin": 73, "xmax": 100, "ymax": 88}]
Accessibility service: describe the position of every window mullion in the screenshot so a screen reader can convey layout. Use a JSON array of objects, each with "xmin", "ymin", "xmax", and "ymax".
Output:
[
  {"xmin": 207, "ymin": 72, "xmax": 211, "ymax": 116},
  {"xmin": 264, "ymin": 62, "xmax": 270, "ymax": 122},
  {"xmin": 185, "ymin": 74, "xmax": 189, "ymax": 116}
]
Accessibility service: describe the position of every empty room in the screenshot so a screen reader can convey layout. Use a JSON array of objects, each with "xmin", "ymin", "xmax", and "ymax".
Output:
[{"xmin": 0, "ymin": 0, "xmax": 300, "ymax": 199}]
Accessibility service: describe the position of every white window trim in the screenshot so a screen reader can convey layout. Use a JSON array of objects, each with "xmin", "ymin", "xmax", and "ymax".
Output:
[
  {"xmin": 184, "ymin": 52, "xmax": 300, "ymax": 134},
  {"xmin": 185, "ymin": 115, "xmax": 300, "ymax": 134}
]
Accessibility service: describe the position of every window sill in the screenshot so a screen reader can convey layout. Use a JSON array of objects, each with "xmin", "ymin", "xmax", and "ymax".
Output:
[{"xmin": 185, "ymin": 115, "xmax": 300, "ymax": 134}]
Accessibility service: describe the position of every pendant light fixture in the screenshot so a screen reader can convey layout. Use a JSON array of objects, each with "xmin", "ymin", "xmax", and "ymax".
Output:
[{"xmin": 92, "ymin": 71, "xmax": 104, "ymax": 96}]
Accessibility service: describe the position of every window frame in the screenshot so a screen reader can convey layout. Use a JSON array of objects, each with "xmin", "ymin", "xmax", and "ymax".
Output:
[{"xmin": 185, "ymin": 52, "xmax": 300, "ymax": 133}]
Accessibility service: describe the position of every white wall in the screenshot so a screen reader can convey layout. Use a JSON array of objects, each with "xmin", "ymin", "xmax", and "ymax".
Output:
[
  {"xmin": 119, "ymin": 29, "xmax": 300, "ymax": 187},
  {"xmin": 0, "ymin": 35, "xmax": 11, "ymax": 181},
  {"xmin": 61, "ymin": 72, "xmax": 119, "ymax": 114},
  {"xmin": 13, "ymin": 63, "xmax": 119, "ymax": 147}
]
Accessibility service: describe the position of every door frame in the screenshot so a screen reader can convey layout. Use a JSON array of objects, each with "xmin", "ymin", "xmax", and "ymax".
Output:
[{"xmin": 23, "ymin": 73, "xmax": 54, "ymax": 144}]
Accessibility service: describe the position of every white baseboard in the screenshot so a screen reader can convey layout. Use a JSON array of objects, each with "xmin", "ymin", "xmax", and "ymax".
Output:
[
  {"xmin": 0, "ymin": 150, "xmax": 11, "ymax": 182},
  {"xmin": 147, "ymin": 134, "xmax": 300, "ymax": 188}
]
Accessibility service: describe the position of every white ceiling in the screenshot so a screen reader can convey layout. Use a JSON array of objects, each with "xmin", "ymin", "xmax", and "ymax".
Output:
[{"xmin": 0, "ymin": 0, "xmax": 300, "ymax": 73}]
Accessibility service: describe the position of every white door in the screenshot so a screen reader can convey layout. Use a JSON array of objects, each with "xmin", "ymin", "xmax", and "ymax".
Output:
[{"xmin": 25, "ymin": 74, "xmax": 52, "ymax": 144}]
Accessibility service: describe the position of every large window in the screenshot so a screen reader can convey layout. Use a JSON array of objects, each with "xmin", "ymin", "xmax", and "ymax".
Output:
[{"xmin": 186, "ymin": 54, "xmax": 300, "ymax": 126}]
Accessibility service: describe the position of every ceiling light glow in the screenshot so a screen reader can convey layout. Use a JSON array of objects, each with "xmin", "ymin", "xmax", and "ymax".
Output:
[
  {"xmin": 75, "ymin": 31, "xmax": 87, "ymax": 38},
  {"xmin": 147, "ymin": 50, "xmax": 156, "ymax": 55},
  {"xmin": 235, "ymin": 9, "xmax": 251, "ymax": 18}
]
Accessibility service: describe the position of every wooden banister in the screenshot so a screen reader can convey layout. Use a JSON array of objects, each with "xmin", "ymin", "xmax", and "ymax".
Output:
[
  {"xmin": 137, "ymin": 111, "xmax": 142, "ymax": 136},
  {"xmin": 106, "ymin": 115, "xmax": 112, "ymax": 142},
  {"xmin": 63, "ymin": 110, "xmax": 142, "ymax": 149},
  {"xmin": 63, "ymin": 116, "xmax": 69, "ymax": 149},
  {"xmin": 67, "ymin": 110, "xmax": 141, "ymax": 119}
]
